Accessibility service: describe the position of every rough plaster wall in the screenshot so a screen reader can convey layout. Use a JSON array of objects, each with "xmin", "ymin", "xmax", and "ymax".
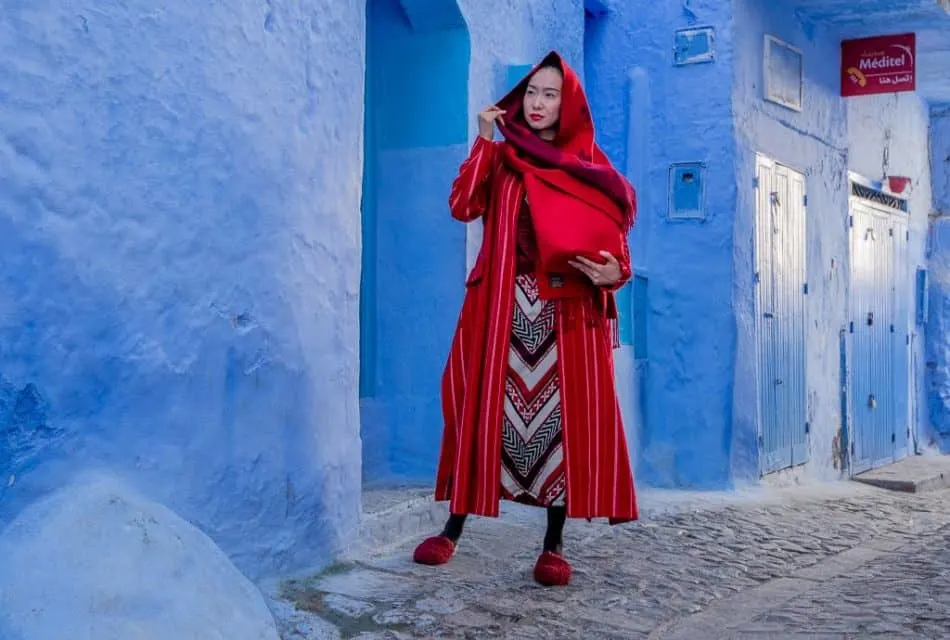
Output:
[
  {"xmin": 582, "ymin": 0, "xmax": 737, "ymax": 489},
  {"xmin": 927, "ymin": 218, "xmax": 950, "ymax": 448},
  {"xmin": 927, "ymin": 109, "xmax": 950, "ymax": 447},
  {"xmin": 732, "ymin": 1, "xmax": 850, "ymax": 484},
  {"xmin": 933, "ymin": 110, "xmax": 950, "ymax": 215},
  {"xmin": 0, "ymin": 0, "xmax": 364, "ymax": 580},
  {"xmin": 732, "ymin": 0, "xmax": 933, "ymax": 482},
  {"xmin": 928, "ymin": 226, "xmax": 950, "ymax": 448}
]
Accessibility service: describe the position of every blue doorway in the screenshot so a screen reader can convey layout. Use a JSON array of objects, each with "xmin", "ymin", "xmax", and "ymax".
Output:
[{"xmin": 360, "ymin": 0, "xmax": 470, "ymax": 485}]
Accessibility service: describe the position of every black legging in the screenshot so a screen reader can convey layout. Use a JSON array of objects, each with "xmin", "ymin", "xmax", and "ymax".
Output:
[{"xmin": 442, "ymin": 506, "xmax": 567, "ymax": 553}]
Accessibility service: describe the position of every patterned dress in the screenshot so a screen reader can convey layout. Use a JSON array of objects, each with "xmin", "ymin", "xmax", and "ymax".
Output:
[{"xmin": 500, "ymin": 202, "xmax": 566, "ymax": 507}]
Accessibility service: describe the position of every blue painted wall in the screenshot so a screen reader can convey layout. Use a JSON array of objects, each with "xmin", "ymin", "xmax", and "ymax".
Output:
[
  {"xmin": 732, "ymin": 0, "xmax": 933, "ymax": 483},
  {"xmin": 582, "ymin": 6, "xmax": 637, "ymax": 475},
  {"xmin": 927, "ymin": 109, "xmax": 950, "ymax": 448},
  {"xmin": 579, "ymin": 0, "xmax": 738, "ymax": 489},
  {"xmin": 933, "ymin": 109, "xmax": 950, "ymax": 215},
  {"xmin": 0, "ymin": 0, "xmax": 364, "ymax": 580},
  {"xmin": 927, "ymin": 217, "xmax": 950, "ymax": 449},
  {"xmin": 359, "ymin": 0, "xmax": 470, "ymax": 486}
]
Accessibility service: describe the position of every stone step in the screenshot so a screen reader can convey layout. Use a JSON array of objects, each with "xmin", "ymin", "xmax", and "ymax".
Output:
[
  {"xmin": 852, "ymin": 454, "xmax": 950, "ymax": 493},
  {"xmin": 343, "ymin": 487, "xmax": 447, "ymax": 561}
]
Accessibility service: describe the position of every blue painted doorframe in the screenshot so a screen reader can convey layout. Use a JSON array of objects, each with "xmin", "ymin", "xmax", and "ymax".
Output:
[
  {"xmin": 848, "ymin": 190, "xmax": 911, "ymax": 474},
  {"xmin": 754, "ymin": 155, "xmax": 809, "ymax": 475}
]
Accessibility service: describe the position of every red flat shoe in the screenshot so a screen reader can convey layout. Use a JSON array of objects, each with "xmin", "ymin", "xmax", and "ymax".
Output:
[
  {"xmin": 533, "ymin": 550, "xmax": 572, "ymax": 586},
  {"xmin": 412, "ymin": 535, "xmax": 457, "ymax": 565}
]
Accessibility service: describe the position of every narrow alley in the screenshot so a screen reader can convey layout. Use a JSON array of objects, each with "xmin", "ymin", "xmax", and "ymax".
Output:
[{"xmin": 4, "ymin": 1, "xmax": 950, "ymax": 639}]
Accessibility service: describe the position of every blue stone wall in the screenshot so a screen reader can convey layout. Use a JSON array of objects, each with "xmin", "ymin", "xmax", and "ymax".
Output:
[{"xmin": 0, "ymin": 0, "xmax": 364, "ymax": 580}]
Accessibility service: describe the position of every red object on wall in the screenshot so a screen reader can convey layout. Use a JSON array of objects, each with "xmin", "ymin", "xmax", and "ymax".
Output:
[
  {"xmin": 841, "ymin": 33, "xmax": 916, "ymax": 97},
  {"xmin": 888, "ymin": 176, "xmax": 911, "ymax": 194}
]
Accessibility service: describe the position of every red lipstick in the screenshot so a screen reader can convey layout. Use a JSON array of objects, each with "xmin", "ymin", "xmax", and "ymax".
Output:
[{"xmin": 529, "ymin": 113, "xmax": 544, "ymax": 122}]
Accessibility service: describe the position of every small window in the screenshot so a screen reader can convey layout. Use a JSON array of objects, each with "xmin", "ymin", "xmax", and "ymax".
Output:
[
  {"xmin": 674, "ymin": 26, "xmax": 716, "ymax": 66},
  {"xmin": 764, "ymin": 35, "xmax": 803, "ymax": 112},
  {"xmin": 668, "ymin": 162, "xmax": 706, "ymax": 220}
]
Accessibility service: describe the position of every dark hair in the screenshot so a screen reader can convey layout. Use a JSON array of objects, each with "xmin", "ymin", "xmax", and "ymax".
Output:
[{"xmin": 532, "ymin": 63, "xmax": 563, "ymax": 77}]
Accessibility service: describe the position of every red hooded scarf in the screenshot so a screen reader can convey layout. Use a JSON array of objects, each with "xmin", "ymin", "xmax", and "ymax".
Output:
[{"xmin": 495, "ymin": 51, "xmax": 637, "ymax": 230}]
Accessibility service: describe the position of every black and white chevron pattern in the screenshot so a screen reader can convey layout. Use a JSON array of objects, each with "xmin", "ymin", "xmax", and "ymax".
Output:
[
  {"xmin": 502, "ymin": 405, "xmax": 562, "ymax": 481},
  {"xmin": 501, "ymin": 274, "xmax": 565, "ymax": 507}
]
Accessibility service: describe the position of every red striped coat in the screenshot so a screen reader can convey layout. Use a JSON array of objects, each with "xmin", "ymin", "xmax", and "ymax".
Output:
[{"xmin": 434, "ymin": 136, "xmax": 639, "ymax": 523}]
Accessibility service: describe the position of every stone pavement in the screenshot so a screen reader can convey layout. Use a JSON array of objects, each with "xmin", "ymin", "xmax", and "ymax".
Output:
[{"xmin": 272, "ymin": 482, "xmax": 950, "ymax": 639}]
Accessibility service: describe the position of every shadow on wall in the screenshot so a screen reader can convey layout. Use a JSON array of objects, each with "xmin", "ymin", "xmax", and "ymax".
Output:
[{"xmin": 0, "ymin": 377, "xmax": 68, "ymax": 490}]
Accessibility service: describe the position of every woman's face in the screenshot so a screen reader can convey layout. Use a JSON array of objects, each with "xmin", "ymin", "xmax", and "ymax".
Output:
[{"xmin": 522, "ymin": 66, "xmax": 562, "ymax": 134}]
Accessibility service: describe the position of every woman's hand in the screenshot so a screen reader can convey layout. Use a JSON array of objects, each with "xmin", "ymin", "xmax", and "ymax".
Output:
[
  {"xmin": 478, "ymin": 106, "xmax": 505, "ymax": 141},
  {"xmin": 569, "ymin": 251, "xmax": 622, "ymax": 287}
]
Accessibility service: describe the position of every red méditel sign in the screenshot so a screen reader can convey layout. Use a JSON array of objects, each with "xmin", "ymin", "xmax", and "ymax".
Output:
[{"xmin": 841, "ymin": 33, "xmax": 916, "ymax": 97}]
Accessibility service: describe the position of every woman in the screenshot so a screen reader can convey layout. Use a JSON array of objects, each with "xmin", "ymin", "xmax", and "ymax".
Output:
[{"xmin": 413, "ymin": 51, "xmax": 638, "ymax": 587}]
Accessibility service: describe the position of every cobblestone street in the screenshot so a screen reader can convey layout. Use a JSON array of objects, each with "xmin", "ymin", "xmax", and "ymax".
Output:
[{"xmin": 274, "ymin": 482, "xmax": 950, "ymax": 639}]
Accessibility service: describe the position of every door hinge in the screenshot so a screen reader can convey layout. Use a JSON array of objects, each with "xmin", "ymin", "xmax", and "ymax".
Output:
[
  {"xmin": 849, "ymin": 215, "xmax": 854, "ymax": 228},
  {"xmin": 906, "ymin": 230, "xmax": 910, "ymax": 241},
  {"xmin": 753, "ymin": 176, "xmax": 760, "ymax": 189},
  {"xmin": 889, "ymin": 227, "xmax": 894, "ymax": 237},
  {"xmin": 906, "ymin": 334, "xmax": 910, "ymax": 345},
  {"xmin": 754, "ymin": 271, "xmax": 760, "ymax": 284},
  {"xmin": 803, "ymin": 194, "xmax": 808, "ymax": 206},
  {"xmin": 851, "ymin": 440, "xmax": 855, "ymax": 455},
  {"xmin": 803, "ymin": 282, "xmax": 809, "ymax": 295},
  {"xmin": 891, "ymin": 432, "xmax": 896, "ymax": 443},
  {"xmin": 849, "ymin": 321, "xmax": 854, "ymax": 333},
  {"xmin": 805, "ymin": 422, "xmax": 810, "ymax": 434},
  {"xmin": 890, "ymin": 324, "xmax": 895, "ymax": 333}
]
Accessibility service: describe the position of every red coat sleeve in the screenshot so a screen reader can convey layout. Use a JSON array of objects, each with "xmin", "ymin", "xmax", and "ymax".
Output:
[
  {"xmin": 448, "ymin": 136, "xmax": 496, "ymax": 223},
  {"xmin": 603, "ymin": 236, "xmax": 632, "ymax": 292}
]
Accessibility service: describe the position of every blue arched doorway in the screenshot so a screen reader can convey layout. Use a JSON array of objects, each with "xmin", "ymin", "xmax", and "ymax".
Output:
[{"xmin": 360, "ymin": 0, "xmax": 471, "ymax": 486}]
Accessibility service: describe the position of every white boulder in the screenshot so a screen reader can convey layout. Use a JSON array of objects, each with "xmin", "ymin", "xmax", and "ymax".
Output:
[{"xmin": 0, "ymin": 474, "xmax": 280, "ymax": 640}]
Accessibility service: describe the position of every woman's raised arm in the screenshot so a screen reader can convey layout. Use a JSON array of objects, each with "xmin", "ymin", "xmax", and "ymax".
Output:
[{"xmin": 448, "ymin": 136, "xmax": 496, "ymax": 223}]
